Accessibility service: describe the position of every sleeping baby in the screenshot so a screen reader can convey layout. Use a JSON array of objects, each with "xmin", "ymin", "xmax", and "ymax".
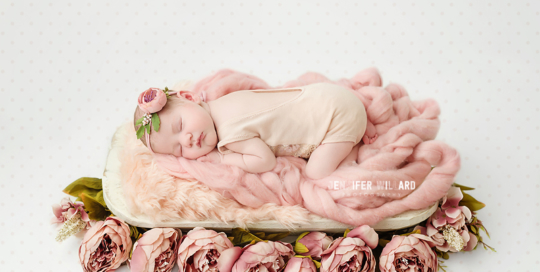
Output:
[{"xmin": 133, "ymin": 82, "xmax": 377, "ymax": 180}]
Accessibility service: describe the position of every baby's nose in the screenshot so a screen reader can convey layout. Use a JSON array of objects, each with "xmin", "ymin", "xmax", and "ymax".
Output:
[
  {"xmin": 182, "ymin": 133, "xmax": 194, "ymax": 148},
  {"xmin": 184, "ymin": 133, "xmax": 199, "ymax": 148}
]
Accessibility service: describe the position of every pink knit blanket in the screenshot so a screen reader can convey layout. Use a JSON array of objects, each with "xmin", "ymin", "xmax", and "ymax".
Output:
[{"xmin": 151, "ymin": 67, "xmax": 460, "ymax": 227}]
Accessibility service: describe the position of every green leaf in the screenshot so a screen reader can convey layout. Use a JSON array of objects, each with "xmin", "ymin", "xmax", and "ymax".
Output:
[
  {"xmin": 136, "ymin": 125, "xmax": 145, "ymax": 139},
  {"xmin": 311, "ymin": 258, "xmax": 321, "ymax": 269},
  {"xmin": 145, "ymin": 123, "xmax": 151, "ymax": 135},
  {"xmin": 128, "ymin": 225, "xmax": 143, "ymax": 259},
  {"xmin": 379, "ymin": 238, "xmax": 391, "ymax": 247},
  {"xmin": 64, "ymin": 177, "xmax": 102, "ymax": 192},
  {"xmin": 343, "ymin": 228, "xmax": 351, "ymax": 237},
  {"xmin": 253, "ymin": 232, "xmax": 265, "ymax": 239},
  {"xmin": 479, "ymin": 225, "xmax": 491, "ymax": 239},
  {"xmin": 400, "ymin": 229, "xmax": 421, "ymax": 236},
  {"xmin": 163, "ymin": 86, "xmax": 170, "ymax": 98},
  {"xmin": 296, "ymin": 232, "xmax": 310, "ymax": 241},
  {"xmin": 459, "ymin": 192, "xmax": 486, "ymax": 211},
  {"xmin": 264, "ymin": 232, "xmax": 290, "ymax": 241},
  {"xmin": 63, "ymin": 177, "xmax": 102, "ymax": 198},
  {"xmin": 452, "ymin": 182, "xmax": 475, "ymax": 191},
  {"xmin": 231, "ymin": 228, "xmax": 264, "ymax": 246},
  {"xmin": 152, "ymin": 113, "xmax": 160, "ymax": 132},
  {"xmin": 135, "ymin": 116, "xmax": 144, "ymax": 126},
  {"xmin": 63, "ymin": 177, "xmax": 110, "ymax": 221},
  {"xmin": 294, "ymin": 241, "xmax": 309, "ymax": 254},
  {"xmin": 294, "ymin": 232, "xmax": 310, "ymax": 254},
  {"xmin": 129, "ymin": 225, "xmax": 140, "ymax": 240},
  {"xmin": 81, "ymin": 191, "xmax": 111, "ymax": 221},
  {"xmin": 441, "ymin": 251, "xmax": 450, "ymax": 260}
]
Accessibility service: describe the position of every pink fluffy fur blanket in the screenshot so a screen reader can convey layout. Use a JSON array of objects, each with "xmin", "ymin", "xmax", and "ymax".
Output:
[{"xmin": 126, "ymin": 67, "xmax": 460, "ymax": 227}]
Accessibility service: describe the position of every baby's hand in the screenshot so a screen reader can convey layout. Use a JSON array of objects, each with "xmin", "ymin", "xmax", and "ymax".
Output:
[{"xmin": 196, "ymin": 149, "xmax": 222, "ymax": 164}]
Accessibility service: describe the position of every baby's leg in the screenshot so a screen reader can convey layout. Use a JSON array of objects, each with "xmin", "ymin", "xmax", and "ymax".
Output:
[{"xmin": 305, "ymin": 142, "xmax": 355, "ymax": 180}]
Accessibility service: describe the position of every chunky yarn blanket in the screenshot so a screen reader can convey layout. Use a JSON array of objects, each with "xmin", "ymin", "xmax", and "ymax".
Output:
[{"xmin": 121, "ymin": 67, "xmax": 460, "ymax": 227}]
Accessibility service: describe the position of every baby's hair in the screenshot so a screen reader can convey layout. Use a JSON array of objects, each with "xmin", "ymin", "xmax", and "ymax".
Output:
[{"xmin": 133, "ymin": 95, "xmax": 186, "ymax": 147}]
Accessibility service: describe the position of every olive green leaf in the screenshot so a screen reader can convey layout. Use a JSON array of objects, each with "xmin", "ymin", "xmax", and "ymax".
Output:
[
  {"xmin": 264, "ymin": 232, "xmax": 290, "ymax": 241},
  {"xmin": 459, "ymin": 192, "xmax": 486, "ymax": 211},
  {"xmin": 453, "ymin": 182, "xmax": 475, "ymax": 191},
  {"xmin": 343, "ymin": 228, "xmax": 351, "ymax": 237},
  {"xmin": 136, "ymin": 125, "xmax": 145, "ymax": 139},
  {"xmin": 135, "ymin": 116, "xmax": 144, "ymax": 126},
  {"xmin": 378, "ymin": 238, "xmax": 391, "ymax": 247},
  {"xmin": 294, "ymin": 232, "xmax": 310, "ymax": 254},
  {"xmin": 152, "ymin": 113, "xmax": 160, "ymax": 132},
  {"xmin": 231, "ymin": 228, "xmax": 264, "ymax": 246},
  {"xmin": 128, "ymin": 225, "xmax": 143, "ymax": 259},
  {"xmin": 63, "ymin": 177, "xmax": 110, "ymax": 221},
  {"xmin": 164, "ymin": 86, "xmax": 170, "ymax": 98},
  {"xmin": 81, "ymin": 191, "xmax": 111, "ymax": 221},
  {"xmin": 145, "ymin": 123, "xmax": 151, "ymax": 135},
  {"xmin": 230, "ymin": 228, "xmax": 289, "ymax": 246},
  {"xmin": 399, "ymin": 229, "xmax": 421, "ymax": 236},
  {"xmin": 63, "ymin": 177, "xmax": 102, "ymax": 196}
]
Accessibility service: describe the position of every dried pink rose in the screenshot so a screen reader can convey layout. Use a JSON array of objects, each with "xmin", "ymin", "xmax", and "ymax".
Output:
[
  {"xmin": 51, "ymin": 197, "xmax": 89, "ymax": 225},
  {"xmin": 138, "ymin": 87, "xmax": 168, "ymax": 114},
  {"xmin": 439, "ymin": 186, "xmax": 472, "ymax": 228},
  {"xmin": 177, "ymin": 227, "xmax": 235, "ymax": 272},
  {"xmin": 320, "ymin": 225, "xmax": 378, "ymax": 272},
  {"xmin": 129, "ymin": 228, "xmax": 182, "ymax": 272},
  {"xmin": 414, "ymin": 186, "xmax": 476, "ymax": 252},
  {"xmin": 296, "ymin": 231, "xmax": 334, "ymax": 260},
  {"xmin": 217, "ymin": 240, "xmax": 295, "ymax": 272},
  {"xmin": 52, "ymin": 197, "xmax": 95, "ymax": 242},
  {"xmin": 79, "ymin": 217, "xmax": 132, "ymax": 272},
  {"xmin": 379, "ymin": 234, "xmax": 438, "ymax": 272},
  {"xmin": 284, "ymin": 256, "xmax": 317, "ymax": 272}
]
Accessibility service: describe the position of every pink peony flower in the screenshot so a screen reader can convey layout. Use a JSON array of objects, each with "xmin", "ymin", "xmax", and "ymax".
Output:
[
  {"xmin": 129, "ymin": 228, "xmax": 182, "ymax": 272},
  {"xmin": 79, "ymin": 217, "xmax": 132, "ymax": 272},
  {"xmin": 138, "ymin": 87, "xmax": 168, "ymax": 114},
  {"xmin": 51, "ymin": 197, "xmax": 90, "ymax": 225},
  {"xmin": 379, "ymin": 234, "xmax": 438, "ymax": 272},
  {"xmin": 177, "ymin": 227, "xmax": 235, "ymax": 272},
  {"xmin": 437, "ymin": 186, "xmax": 472, "ymax": 228},
  {"xmin": 296, "ymin": 231, "xmax": 334, "ymax": 260},
  {"xmin": 414, "ymin": 186, "xmax": 476, "ymax": 252},
  {"xmin": 284, "ymin": 256, "xmax": 317, "ymax": 272},
  {"xmin": 217, "ymin": 240, "xmax": 295, "ymax": 272},
  {"xmin": 319, "ymin": 225, "xmax": 378, "ymax": 272}
]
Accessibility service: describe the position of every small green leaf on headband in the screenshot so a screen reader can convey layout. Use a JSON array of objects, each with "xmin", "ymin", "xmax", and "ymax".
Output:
[
  {"xmin": 136, "ymin": 125, "xmax": 145, "ymax": 139},
  {"xmin": 135, "ymin": 116, "xmax": 144, "ymax": 126},
  {"xmin": 145, "ymin": 123, "xmax": 151, "ymax": 134},
  {"xmin": 164, "ymin": 86, "xmax": 170, "ymax": 98},
  {"xmin": 152, "ymin": 113, "xmax": 160, "ymax": 132}
]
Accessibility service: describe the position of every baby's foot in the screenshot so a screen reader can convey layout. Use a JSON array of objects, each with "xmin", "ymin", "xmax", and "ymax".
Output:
[{"xmin": 362, "ymin": 133, "xmax": 378, "ymax": 145}]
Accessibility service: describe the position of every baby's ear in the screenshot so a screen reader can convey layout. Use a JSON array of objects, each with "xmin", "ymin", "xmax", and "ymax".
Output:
[{"xmin": 177, "ymin": 90, "xmax": 201, "ymax": 103}]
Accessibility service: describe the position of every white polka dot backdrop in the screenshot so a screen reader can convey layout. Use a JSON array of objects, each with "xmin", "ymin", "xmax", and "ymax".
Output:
[{"xmin": 0, "ymin": 0, "xmax": 538, "ymax": 271}]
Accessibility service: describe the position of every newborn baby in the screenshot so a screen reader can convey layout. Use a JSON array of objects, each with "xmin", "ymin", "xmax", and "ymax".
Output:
[{"xmin": 134, "ymin": 82, "xmax": 376, "ymax": 180}]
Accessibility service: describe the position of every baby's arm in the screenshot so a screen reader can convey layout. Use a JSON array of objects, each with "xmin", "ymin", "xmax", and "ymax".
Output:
[{"xmin": 220, "ymin": 138, "xmax": 277, "ymax": 173}]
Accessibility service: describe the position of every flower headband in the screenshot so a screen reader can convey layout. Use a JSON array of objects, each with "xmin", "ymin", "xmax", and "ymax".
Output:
[{"xmin": 135, "ymin": 87, "xmax": 207, "ymax": 153}]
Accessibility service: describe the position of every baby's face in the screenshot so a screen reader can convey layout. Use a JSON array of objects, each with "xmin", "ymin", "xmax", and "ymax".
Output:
[{"xmin": 150, "ymin": 99, "xmax": 217, "ymax": 159}]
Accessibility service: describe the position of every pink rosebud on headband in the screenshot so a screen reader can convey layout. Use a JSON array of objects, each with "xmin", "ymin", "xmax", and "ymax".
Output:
[
  {"xmin": 137, "ymin": 87, "xmax": 168, "ymax": 114},
  {"xmin": 135, "ymin": 87, "xmax": 206, "ymax": 154}
]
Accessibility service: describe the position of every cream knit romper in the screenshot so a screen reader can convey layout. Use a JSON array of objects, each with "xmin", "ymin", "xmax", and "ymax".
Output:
[{"xmin": 213, "ymin": 82, "xmax": 367, "ymax": 159}]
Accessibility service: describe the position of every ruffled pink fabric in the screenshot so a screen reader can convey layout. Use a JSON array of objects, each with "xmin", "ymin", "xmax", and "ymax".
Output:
[{"xmin": 150, "ymin": 67, "xmax": 460, "ymax": 227}]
